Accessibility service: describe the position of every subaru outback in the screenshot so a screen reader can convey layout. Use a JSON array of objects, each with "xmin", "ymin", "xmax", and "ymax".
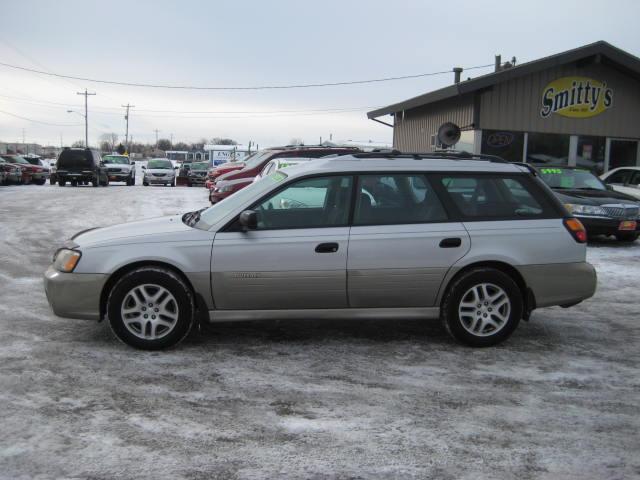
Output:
[{"xmin": 44, "ymin": 152, "xmax": 597, "ymax": 350}]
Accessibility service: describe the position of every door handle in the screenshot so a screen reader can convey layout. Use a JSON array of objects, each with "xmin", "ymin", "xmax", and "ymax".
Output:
[
  {"xmin": 315, "ymin": 242, "xmax": 339, "ymax": 253},
  {"xmin": 439, "ymin": 237, "xmax": 462, "ymax": 248}
]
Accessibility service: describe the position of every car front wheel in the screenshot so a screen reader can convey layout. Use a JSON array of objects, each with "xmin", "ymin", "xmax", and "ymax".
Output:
[
  {"xmin": 107, "ymin": 267, "xmax": 195, "ymax": 350},
  {"xmin": 441, "ymin": 268, "xmax": 522, "ymax": 347}
]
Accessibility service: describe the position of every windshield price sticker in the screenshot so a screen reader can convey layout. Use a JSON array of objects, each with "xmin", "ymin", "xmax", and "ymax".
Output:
[{"xmin": 540, "ymin": 168, "xmax": 564, "ymax": 174}]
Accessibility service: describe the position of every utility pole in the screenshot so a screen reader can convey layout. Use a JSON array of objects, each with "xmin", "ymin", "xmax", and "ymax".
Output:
[
  {"xmin": 170, "ymin": 133, "xmax": 174, "ymax": 148},
  {"xmin": 122, "ymin": 103, "xmax": 135, "ymax": 154},
  {"xmin": 77, "ymin": 89, "xmax": 96, "ymax": 147},
  {"xmin": 22, "ymin": 128, "xmax": 27, "ymax": 154},
  {"xmin": 154, "ymin": 129, "xmax": 160, "ymax": 148}
]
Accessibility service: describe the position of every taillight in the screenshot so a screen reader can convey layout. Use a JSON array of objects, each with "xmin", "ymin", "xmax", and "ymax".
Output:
[{"xmin": 563, "ymin": 217, "xmax": 587, "ymax": 243}]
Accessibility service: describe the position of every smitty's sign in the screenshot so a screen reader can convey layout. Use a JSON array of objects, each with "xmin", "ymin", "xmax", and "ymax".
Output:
[{"xmin": 540, "ymin": 77, "xmax": 613, "ymax": 119}]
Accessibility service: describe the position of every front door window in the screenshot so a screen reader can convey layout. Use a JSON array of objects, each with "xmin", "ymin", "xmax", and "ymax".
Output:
[{"xmin": 252, "ymin": 176, "xmax": 352, "ymax": 229}]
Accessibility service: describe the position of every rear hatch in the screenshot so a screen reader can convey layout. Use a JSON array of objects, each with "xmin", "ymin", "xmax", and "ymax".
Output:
[{"xmin": 57, "ymin": 150, "xmax": 94, "ymax": 173}]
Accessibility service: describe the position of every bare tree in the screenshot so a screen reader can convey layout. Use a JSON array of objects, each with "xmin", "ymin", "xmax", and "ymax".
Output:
[
  {"xmin": 99, "ymin": 133, "xmax": 119, "ymax": 152},
  {"xmin": 210, "ymin": 137, "xmax": 237, "ymax": 145},
  {"xmin": 71, "ymin": 140, "xmax": 85, "ymax": 148},
  {"xmin": 289, "ymin": 137, "xmax": 304, "ymax": 146}
]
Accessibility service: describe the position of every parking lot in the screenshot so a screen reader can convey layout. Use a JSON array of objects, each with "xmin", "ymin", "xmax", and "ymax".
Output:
[{"xmin": 0, "ymin": 183, "xmax": 639, "ymax": 479}]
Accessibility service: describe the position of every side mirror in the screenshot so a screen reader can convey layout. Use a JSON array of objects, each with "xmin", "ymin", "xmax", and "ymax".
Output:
[
  {"xmin": 174, "ymin": 166, "xmax": 179, "ymax": 169},
  {"xmin": 238, "ymin": 210, "xmax": 257, "ymax": 231},
  {"xmin": 142, "ymin": 166, "xmax": 146, "ymax": 170}
]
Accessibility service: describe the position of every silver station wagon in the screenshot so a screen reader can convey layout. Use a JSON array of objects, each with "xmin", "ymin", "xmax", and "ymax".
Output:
[{"xmin": 44, "ymin": 152, "xmax": 597, "ymax": 349}]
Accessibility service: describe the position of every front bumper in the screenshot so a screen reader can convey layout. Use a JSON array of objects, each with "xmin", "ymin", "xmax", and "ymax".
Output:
[
  {"xmin": 145, "ymin": 176, "xmax": 174, "ymax": 184},
  {"xmin": 577, "ymin": 216, "xmax": 640, "ymax": 236},
  {"xmin": 209, "ymin": 189, "xmax": 231, "ymax": 204},
  {"xmin": 108, "ymin": 173, "xmax": 132, "ymax": 181},
  {"xmin": 43, "ymin": 266, "xmax": 108, "ymax": 320},
  {"xmin": 188, "ymin": 176, "xmax": 207, "ymax": 185}
]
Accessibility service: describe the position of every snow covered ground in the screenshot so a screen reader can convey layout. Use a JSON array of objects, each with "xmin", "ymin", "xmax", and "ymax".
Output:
[{"xmin": 0, "ymin": 182, "xmax": 639, "ymax": 479}]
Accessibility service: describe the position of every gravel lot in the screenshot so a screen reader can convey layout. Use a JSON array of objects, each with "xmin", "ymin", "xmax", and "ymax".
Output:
[{"xmin": 0, "ymin": 181, "xmax": 639, "ymax": 480}]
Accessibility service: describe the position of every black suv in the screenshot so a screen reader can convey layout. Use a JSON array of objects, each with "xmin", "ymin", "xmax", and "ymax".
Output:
[{"xmin": 56, "ymin": 148, "xmax": 109, "ymax": 187}]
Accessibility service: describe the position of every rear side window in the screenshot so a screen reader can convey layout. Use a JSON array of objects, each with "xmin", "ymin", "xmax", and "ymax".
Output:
[
  {"xmin": 438, "ymin": 174, "xmax": 556, "ymax": 220},
  {"xmin": 354, "ymin": 174, "xmax": 448, "ymax": 225}
]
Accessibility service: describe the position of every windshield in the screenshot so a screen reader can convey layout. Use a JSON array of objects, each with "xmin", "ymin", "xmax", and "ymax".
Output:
[
  {"xmin": 103, "ymin": 155, "xmax": 129, "ymax": 165},
  {"xmin": 242, "ymin": 150, "xmax": 273, "ymax": 169},
  {"xmin": 191, "ymin": 162, "xmax": 209, "ymax": 170},
  {"xmin": 538, "ymin": 167, "xmax": 606, "ymax": 190},
  {"xmin": 193, "ymin": 172, "xmax": 287, "ymax": 230},
  {"xmin": 147, "ymin": 159, "xmax": 173, "ymax": 169}
]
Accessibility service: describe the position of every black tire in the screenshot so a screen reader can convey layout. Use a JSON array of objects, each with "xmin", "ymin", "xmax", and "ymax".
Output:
[
  {"xmin": 187, "ymin": 181, "xmax": 192, "ymax": 187},
  {"xmin": 615, "ymin": 232, "xmax": 638, "ymax": 242},
  {"xmin": 441, "ymin": 268, "xmax": 523, "ymax": 347},
  {"xmin": 58, "ymin": 179, "xmax": 66, "ymax": 187},
  {"xmin": 143, "ymin": 181, "xmax": 149, "ymax": 186},
  {"xmin": 71, "ymin": 180, "xmax": 78, "ymax": 187},
  {"xmin": 92, "ymin": 177, "xmax": 99, "ymax": 187},
  {"xmin": 170, "ymin": 181, "xmax": 175, "ymax": 187},
  {"xmin": 107, "ymin": 267, "xmax": 195, "ymax": 350}
]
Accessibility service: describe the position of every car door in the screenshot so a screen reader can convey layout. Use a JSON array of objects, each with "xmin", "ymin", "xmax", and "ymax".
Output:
[
  {"xmin": 347, "ymin": 173, "xmax": 471, "ymax": 308},
  {"xmin": 211, "ymin": 175, "xmax": 353, "ymax": 310}
]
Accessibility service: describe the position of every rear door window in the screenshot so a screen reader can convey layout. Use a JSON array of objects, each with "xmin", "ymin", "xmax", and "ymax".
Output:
[
  {"xmin": 354, "ymin": 174, "xmax": 448, "ymax": 225},
  {"xmin": 438, "ymin": 174, "xmax": 555, "ymax": 220},
  {"xmin": 605, "ymin": 169, "xmax": 632, "ymax": 185}
]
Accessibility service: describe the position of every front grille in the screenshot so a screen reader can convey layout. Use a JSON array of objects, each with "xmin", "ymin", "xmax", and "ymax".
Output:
[
  {"xmin": 602, "ymin": 204, "xmax": 639, "ymax": 220},
  {"xmin": 108, "ymin": 168, "xmax": 122, "ymax": 173},
  {"xmin": 152, "ymin": 173, "xmax": 166, "ymax": 177}
]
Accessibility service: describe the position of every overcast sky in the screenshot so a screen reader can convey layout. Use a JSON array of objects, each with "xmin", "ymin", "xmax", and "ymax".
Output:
[{"xmin": 0, "ymin": 0, "xmax": 638, "ymax": 148}]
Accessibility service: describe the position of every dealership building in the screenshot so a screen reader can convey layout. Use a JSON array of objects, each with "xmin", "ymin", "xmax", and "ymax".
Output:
[{"xmin": 367, "ymin": 41, "xmax": 640, "ymax": 173}]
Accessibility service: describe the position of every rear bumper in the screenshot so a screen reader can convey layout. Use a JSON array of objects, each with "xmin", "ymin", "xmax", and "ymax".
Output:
[
  {"xmin": 517, "ymin": 262, "xmax": 597, "ymax": 308},
  {"xmin": 43, "ymin": 266, "xmax": 108, "ymax": 320}
]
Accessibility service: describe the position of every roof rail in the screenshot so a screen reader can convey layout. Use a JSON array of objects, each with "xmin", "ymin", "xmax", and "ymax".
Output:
[{"xmin": 352, "ymin": 149, "xmax": 508, "ymax": 164}]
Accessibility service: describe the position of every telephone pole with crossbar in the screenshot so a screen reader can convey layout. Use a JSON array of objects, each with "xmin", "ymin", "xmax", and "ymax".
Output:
[{"xmin": 77, "ymin": 89, "xmax": 96, "ymax": 147}]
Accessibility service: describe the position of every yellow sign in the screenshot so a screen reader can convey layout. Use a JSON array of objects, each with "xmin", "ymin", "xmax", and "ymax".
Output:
[{"xmin": 540, "ymin": 77, "xmax": 613, "ymax": 119}]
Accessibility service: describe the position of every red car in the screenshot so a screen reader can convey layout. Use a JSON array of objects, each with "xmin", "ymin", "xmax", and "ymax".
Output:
[
  {"xmin": 207, "ymin": 146, "xmax": 360, "ymax": 204},
  {"xmin": 0, "ymin": 155, "xmax": 46, "ymax": 184},
  {"xmin": 205, "ymin": 159, "xmax": 250, "ymax": 185}
]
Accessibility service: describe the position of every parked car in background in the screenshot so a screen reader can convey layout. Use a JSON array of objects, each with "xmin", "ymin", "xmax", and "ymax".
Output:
[
  {"xmin": 103, "ymin": 154, "xmax": 135, "ymax": 185},
  {"xmin": 210, "ymin": 157, "xmax": 317, "ymax": 204},
  {"xmin": 55, "ymin": 148, "xmax": 109, "ymax": 187},
  {"xmin": 142, "ymin": 158, "xmax": 177, "ymax": 186},
  {"xmin": 44, "ymin": 152, "xmax": 597, "ymax": 350},
  {"xmin": 24, "ymin": 155, "xmax": 50, "ymax": 183},
  {"xmin": 600, "ymin": 167, "xmax": 640, "ymax": 200},
  {"xmin": 206, "ymin": 154, "xmax": 255, "ymax": 183},
  {"xmin": 0, "ymin": 155, "xmax": 40, "ymax": 184},
  {"xmin": 187, "ymin": 161, "xmax": 209, "ymax": 187},
  {"xmin": 0, "ymin": 158, "xmax": 24, "ymax": 184},
  {"xmin": 535, "ymin": 166, "xmax": 640, "ymax": 242}
]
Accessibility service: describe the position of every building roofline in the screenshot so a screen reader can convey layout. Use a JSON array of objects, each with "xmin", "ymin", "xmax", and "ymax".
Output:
[{"xmin": 367, "ymin": 41, "xmax": 640, "ymax": 119}]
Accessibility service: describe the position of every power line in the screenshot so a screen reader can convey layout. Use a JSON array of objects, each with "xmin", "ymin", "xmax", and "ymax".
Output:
[
  {"xmin": 0, "ymin": 108, "xmax": 83, "ymax": 127},
  {"xmin": 0, "ymin": 93, "xmax": 381, "ymax": 115},
  {"xmin": 0, "ymin": 60, "xmax": 495, "ymax": 90}
]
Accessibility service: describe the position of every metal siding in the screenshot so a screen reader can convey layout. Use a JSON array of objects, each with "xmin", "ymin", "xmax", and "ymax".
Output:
[
  {"xmin": 479, "ymin": 63, "xmax": 640, "ymax": 138},
  {"xmin": 393, "ymin": 96, "xmax": 474, "ymax": 152}
]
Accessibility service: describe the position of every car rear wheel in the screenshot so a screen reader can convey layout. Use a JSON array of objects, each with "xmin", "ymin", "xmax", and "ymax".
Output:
[
  {"xmin": 107, "ymin": 267, "xmax": 195, "ymax": 350},
  {"xmin": 58, "ymin": 179, "xmax": 66, "ymax": 187},
  {"xmin": 441, "ymin": 268, "xmax": 522, "ymax": 347},
  {"xmin": 615, "ymin": 232, "xmax": 638, "ymax": 242}
]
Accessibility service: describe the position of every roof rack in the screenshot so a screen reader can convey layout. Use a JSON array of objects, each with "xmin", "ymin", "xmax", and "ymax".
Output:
[{"xmin": 352, "ymin": 149, "xmax": 508, "ymax": 164}]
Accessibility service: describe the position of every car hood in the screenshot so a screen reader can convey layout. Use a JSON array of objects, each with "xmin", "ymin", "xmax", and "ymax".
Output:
[
  {"xmin": 553, "ymin": 188, "xmax": 640, "ymax": 206},
  {"xmin": 105, "ymin": 163, "xmax": 132, "ymax": 170},
  {"xmin": 71, "ymin": 214, "xmax": 208, "ymax": 248},
  {"xmin": 146, "ymin": 168, "xmax": 175, "ymax": 174}
]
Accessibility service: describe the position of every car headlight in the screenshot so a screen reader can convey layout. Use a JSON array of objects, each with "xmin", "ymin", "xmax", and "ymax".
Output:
[
  {"xmin": 217, "ymin": 184, "xmax": 234, "ymax": 193},
  {"xmin": 53, "ymin": 249, "xmax": 82, "ymax": 273},
  {"xmin": 564, "ymin": 204, "xmax": 607, "ymax": 216}
]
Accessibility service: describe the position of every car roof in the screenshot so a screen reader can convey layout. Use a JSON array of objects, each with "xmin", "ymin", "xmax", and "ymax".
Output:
[
  {"xmin": 607, "ymin": 166, "xmax": 640, "ymax": 171},
  {"xmin": 278, "ymin": 154, "xmax": 526, "ymax": 178}
]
